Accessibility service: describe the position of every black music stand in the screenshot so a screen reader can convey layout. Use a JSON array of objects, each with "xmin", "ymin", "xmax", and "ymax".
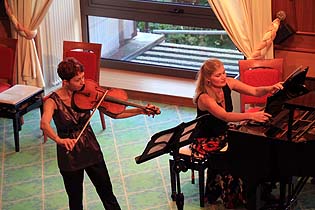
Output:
[{"xmin": 135, "ymin": 114, "xmax": 208, "ymax": 210}]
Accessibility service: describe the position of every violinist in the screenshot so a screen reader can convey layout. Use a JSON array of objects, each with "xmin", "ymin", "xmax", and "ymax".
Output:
[{"xmin": 40, "ymin": 57, "xmax": 160, "ymax": 210}]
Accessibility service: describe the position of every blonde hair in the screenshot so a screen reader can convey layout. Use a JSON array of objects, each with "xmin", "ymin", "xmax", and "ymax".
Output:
[{"xmin": 193, "ymin": 58, "xmax": 224, "ymax": 104}]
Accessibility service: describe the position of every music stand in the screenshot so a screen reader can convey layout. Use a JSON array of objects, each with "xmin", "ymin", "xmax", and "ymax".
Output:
[{"xmin": 135, "ymin": 114, "xmax": 208, "ymax": 210}]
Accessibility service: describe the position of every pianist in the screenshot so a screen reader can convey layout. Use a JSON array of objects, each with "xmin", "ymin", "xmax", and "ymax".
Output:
[{"xmin": 190, "ymin": 58, "xmax": 283, "ymax": 208}]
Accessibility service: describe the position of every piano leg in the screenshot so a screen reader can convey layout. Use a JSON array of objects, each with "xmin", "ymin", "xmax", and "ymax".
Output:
[
  {"xmin": 244, "ymin": 178, "xmax": 273, "ymax": 210},
  {"xmin": 279, "ymin": 176, "xmax": 299, "ymax": 209},
  {"xmin": 284, "ymin": 176, "xmax": 309, "ymax": 209},
  {"xmin": 244, "ymin": 177, "xmax": 260, "ymax": 210},
  {"xmin": 279, "ymin": 178, "xmax": 288, "ymax": 208}
]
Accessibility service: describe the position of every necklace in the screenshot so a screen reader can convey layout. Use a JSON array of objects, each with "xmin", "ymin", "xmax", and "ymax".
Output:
[
  {"xmin": 206, "ymin": 86, "xmax": 225, "ymax": 107},
  {"xmin": 216, "ymin": 89, "xmax": 224, "ymax": 104},
  {"xmin": 209, "ymin": 87, "xmax": 224, "ymax": 102}
]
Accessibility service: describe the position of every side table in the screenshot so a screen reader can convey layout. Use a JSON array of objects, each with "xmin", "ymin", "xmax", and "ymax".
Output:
[{"xmin": 0, "ymin": 85, "xmax": 44, "ymax": 152}]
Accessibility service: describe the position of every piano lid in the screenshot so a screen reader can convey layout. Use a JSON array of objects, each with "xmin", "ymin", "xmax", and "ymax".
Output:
[{"xmin": 284, "ymin": 91, "xmax": 315, "ymax": 111}]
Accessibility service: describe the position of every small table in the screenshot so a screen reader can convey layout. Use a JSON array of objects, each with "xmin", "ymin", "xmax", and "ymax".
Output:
[{"xmin": 0, "ymin": 85, "xmax": 44, "ymax": 152}]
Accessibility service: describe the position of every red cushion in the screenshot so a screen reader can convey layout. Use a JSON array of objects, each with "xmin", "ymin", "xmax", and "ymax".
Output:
[
  {"xmin": 0, "ymin": 46, "xmax": 14, "ymax": 80},
  {"xmin": 242, "ymin": 68, "xmax": 280, "ymax": 104},
  {"xmin": 0, "ymin": 82, "xmax": 11, "ymax": 93},
  {"xmin": 245, "ymin": 107, "xmax": 263, "ymax": 113},
  {"xmin": 65, "ymin": 51, "xmax": 98, "ymax": 81}
]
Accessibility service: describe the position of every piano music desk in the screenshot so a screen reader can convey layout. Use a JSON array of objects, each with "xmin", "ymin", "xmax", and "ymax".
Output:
[
  {"xmin": 284, "ymin": 91, "xmax": 315, "ymax": 141},
  {"xmin": 0, "ymin": 85, "xmax": 44, "ymax": 152}
]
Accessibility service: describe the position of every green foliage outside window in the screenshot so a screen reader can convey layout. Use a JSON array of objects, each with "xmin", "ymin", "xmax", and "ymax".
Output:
[{"xmin": 137, "ymin": 22, "xmax": 236, "ymax": 49}]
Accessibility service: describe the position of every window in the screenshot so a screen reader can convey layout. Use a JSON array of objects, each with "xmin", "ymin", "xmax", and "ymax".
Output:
[{"xmin": 80, "ymin": 0, "xmax": 243, "ymax": 79}]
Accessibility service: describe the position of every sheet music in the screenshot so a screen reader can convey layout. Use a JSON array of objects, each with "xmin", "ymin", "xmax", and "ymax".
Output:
[
  {"xmin": 0, "ymin": 85, "xmax": 42, "ymax": 104},
  {"xmin": 135, "ymin": 115, "xmax": 206, "ymax": 164}
]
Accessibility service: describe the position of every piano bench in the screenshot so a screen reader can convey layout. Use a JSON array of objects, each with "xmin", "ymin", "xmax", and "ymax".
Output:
[
  {"xmin": 0, "ymin": 85, "xmax": 44, "ymax": 152},
  {"xmin": 169, "ymin": 145, "xmax": 208, "ymax": 207}
]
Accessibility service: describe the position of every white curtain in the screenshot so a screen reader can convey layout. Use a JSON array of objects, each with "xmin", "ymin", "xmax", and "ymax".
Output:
[
  {"xmin": 208, "ymin": 0, "xmax": 279, "ymax": 59},
  {"xmin": 5, "ymin": 0, "xmax": 53, "ymax": 87}
]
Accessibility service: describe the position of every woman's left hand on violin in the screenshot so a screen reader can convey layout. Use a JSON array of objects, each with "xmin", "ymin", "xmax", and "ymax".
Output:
[{"xmin": 143, "ymin": 104, "xmax": 161, "ymax": 117}]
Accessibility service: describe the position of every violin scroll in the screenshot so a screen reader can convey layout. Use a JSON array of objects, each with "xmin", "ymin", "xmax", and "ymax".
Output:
[{"xmin": 143, "ymin": 104, "xmax": 161, "ymax": 118}]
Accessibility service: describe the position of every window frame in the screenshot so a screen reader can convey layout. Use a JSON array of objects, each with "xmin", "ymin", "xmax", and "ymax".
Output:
[{"xmin": 80, "ymin": 0, "xmax": 223, "ymax": 79}]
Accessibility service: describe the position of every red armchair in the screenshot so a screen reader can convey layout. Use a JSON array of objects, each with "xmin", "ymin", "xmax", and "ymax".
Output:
[
  {"xmin": 0, "ymin": 38, "xmax": 17, "ymax": 92},
  {"xmin": 239, "ymin": 58, "xmax": 283, "ymax": 113},
  {"xmin": 63, "ymin": 40, "xmax": 106, "ymax": 129}
]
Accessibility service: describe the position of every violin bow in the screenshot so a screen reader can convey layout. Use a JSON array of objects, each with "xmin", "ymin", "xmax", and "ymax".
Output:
[{"xmin": 67, "ymin": 89, "xmax": 109, "ymax": 154}]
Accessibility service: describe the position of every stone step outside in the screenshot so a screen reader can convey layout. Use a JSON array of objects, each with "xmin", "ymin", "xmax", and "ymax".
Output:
[
  {"xmin": 159, "ymin": 42, "xmax": 242, "ymax": 55},
  {"xmin": 131, "ymin": 59, "xmax": 238, "ymax": 76},
  {"xmin": 131, "ymin": 42, "xmax": 243, "ymax": 77},
  {"xmin": 141, "ymin": 50, "xmax": 240, "ymax": 65},
  {"xmin": 132, "ymin": 56, "xmax": 239, "ymax": 71}
]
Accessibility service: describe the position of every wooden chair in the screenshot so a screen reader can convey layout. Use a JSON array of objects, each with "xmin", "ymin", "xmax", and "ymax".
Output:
[
  {"xmin": 0, "ymin": 38, "xmax": 17, "ymax": 92},
  {"xmin": 239, "ymin": 58, "xmax": 283, "ymax": 113},
  {"xmin": 63, "ymin": 40, "xmax": 106, "ymax": 130}
]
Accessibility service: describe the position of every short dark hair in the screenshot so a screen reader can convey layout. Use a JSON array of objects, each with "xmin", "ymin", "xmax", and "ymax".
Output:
[{"xmin": 57, "ymin": 57, "xmax": 84, "ymax": 81}]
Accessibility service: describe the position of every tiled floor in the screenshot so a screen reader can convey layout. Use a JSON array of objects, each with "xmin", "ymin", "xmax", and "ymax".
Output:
[{"xmin": 0, "ymin": 101, "xmax": 315, "ymax": 210}]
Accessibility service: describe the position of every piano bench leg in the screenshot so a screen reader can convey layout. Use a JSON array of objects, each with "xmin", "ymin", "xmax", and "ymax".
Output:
[
  {"xmin": 188, "ymin": 161, "xmax": 208, "ymax": 207},
  {"xmin": 169, "ymin": 157, "xmax": 208, "ymax": 207},
  {"xmin": 13, "ymin": 116, "xmax": 20, "ymax": 152},
  {"xmin": 169, "ymin": 159, "xmax": 177, "ymax": 201},
  {"xmin": 198, "ymin": 167, "xmax": 205, "ymax": 207}
]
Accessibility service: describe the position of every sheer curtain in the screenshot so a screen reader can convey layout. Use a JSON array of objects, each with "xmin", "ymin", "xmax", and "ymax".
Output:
[
  {"xmin": 5, "ymin": 0, "xmax": 53, "ymax": 87},
  {"xmin": 208, "ymin": 0, "xmax": 279, "ymax": 59}
]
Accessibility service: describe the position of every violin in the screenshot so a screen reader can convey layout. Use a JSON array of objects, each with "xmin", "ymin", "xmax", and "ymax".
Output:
[
  {"xmin": 66, "ymin": 79, "xmax": 161, "ymax": 154},
  {"xmin": 72, "ymin": 79, "xmax": 161, "ymax": 116}
]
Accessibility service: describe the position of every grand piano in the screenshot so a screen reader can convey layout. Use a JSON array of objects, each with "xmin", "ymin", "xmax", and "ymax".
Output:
[{"xmin": 226, "ymin": 66, "xmax": 315, "ymax": 209}]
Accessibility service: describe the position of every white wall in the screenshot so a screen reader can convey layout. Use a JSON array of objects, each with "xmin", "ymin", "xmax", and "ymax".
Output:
[
  {"xmin": 39, "ymin": 0, "xmax": 82, "ymax": 92},
  {"xmin": 88, "ymin": 17, "xmax": 136, "ymax": 58},
  {"xmin": 88, "ymin": 16, "xmax": 120, "ymax": 57}
]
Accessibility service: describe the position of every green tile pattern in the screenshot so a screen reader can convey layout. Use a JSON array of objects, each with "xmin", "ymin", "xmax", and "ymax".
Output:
[{"xmin": 0, "ymin": 103, "xmax": 315, "ymax": 210}]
